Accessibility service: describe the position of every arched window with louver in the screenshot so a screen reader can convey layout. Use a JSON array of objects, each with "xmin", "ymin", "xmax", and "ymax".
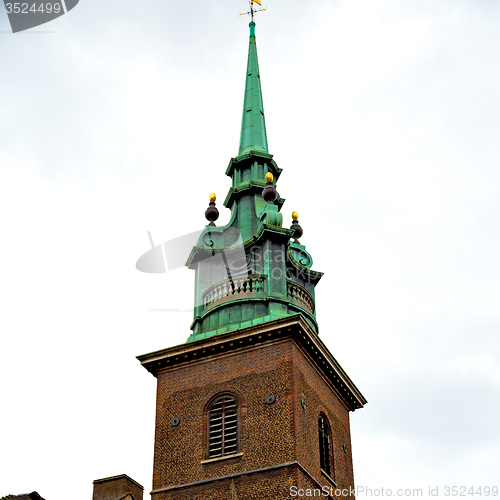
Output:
[
  {"xmin": 318, "ymin": 414, "xmax": 334, "ymax": 477},
  {"xmin": 207, "ymin": 394, "xmax": 238, "ymax": 458}
]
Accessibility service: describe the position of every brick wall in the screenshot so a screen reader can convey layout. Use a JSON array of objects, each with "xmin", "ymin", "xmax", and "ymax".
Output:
[
  {"xmin": 292, "ymin": 341, "xmax": 355, "ymax": 490},
  {"xmin": 92, "ymin": 474, "xmax": 143, "ymax": 500},
  {"xmin": 153, "ymin": 340, "xmax": 296, "ymax": 489},
  {"xmin": 149, "ymin": 328, "xmax": 357, "ymax": 499},
  {"xmin": 155, "ymin": 465, "xmax": 298, "ymax": 500}
]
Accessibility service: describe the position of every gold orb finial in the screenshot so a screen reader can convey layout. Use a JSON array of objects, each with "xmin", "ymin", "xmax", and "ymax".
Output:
[
  {"xmin": 265, "ymin": 172, "xmax": 273, "ymax": 183},
  {"xmin": 292, "ymin": 211, "xmax": 299, "ymax": 221},
  {"xmin": 209, "ymin": 193, "xmax": 216, "ymax": 203}
]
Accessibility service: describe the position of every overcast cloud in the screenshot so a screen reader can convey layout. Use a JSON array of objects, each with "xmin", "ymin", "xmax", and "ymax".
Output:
[{"xmin": 0, "ymin": 0, "xmax": 499, "ymax": 499}]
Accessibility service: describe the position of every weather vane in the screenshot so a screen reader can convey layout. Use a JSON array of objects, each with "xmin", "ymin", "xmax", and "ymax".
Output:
[{"xmin": 239, "ymin": 0, "xmax": 267, "ymax": 22}]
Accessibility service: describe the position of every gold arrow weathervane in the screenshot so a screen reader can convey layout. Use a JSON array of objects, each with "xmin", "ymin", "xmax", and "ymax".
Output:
[{"xmin": 239, "ymin": 0, "xmax": 267, "ymax": 22}]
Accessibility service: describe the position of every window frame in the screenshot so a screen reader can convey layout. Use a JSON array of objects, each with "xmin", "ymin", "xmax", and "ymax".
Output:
[
  {"xmin": 318, "ymin": 413, "xmax": 334, "ymax": 479},
  {"xmin": 206, "ymin": 393, "xmax": 239, "ymax": 459}
]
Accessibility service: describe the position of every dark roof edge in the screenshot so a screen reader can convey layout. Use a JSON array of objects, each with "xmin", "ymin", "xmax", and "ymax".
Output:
[{"xmin": 93, "ymin": 474, "xmax": 144, "ymax": 490}]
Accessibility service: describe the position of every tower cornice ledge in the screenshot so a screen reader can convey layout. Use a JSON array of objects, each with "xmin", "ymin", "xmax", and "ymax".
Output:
[
  {"xmin": 137, "ymin": 315, "xmax": 367, "ymax": 411},
  {"xmin": 225, "ymin": 151, "xmax": 282, "ymax": 179},
  {"xmin": 223, "ymin": 181, "xmax": 285, "ymax": 210}
]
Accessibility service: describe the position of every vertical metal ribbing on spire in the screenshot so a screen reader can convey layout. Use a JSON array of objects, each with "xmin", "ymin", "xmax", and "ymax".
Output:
[{"xmin": 238, "ymin": 22, "xmax": 268, "ymax": 156}]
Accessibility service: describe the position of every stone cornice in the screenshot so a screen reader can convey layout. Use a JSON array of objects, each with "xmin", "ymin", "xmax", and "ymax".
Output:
[
  {"xmin": 150, "ymin": 460, "xmax": 336, "ymax": 499},
  {"xmin": 137, "ymin": 315, "xmax": 367, "ymax": 411}
]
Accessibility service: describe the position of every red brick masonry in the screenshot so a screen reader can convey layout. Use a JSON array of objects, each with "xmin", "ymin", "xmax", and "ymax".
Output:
[{"xmin": 138, "ymin": 314, "xmax": 366, "ymax": 500}]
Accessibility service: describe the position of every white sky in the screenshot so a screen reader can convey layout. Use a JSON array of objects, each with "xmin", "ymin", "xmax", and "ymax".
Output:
[{"xmin": 1, "ymin": 0, "xmax": 499, "ymax": 498}]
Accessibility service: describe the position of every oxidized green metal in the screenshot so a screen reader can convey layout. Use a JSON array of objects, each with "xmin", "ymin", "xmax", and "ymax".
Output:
[
  {"xmin": 239, "ymin": 21, "xmax": 268, "ymax": 156},
  {"xmin": 185, "ymin": 22, "xmax": 323, "ymax": 343}
]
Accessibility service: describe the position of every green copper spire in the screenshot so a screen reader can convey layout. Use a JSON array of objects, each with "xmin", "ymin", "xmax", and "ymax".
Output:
[
  {"xmin": 184, "ymin": 19, "xmax": 323, "ymax": 344},
  {"xmin": 238, "ymin": 22, "xmax": 268, "ymax": 156}
]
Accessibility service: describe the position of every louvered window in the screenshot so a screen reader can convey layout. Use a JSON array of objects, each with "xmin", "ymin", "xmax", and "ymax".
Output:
[
  {"xmin": 319, "ymin": 414, "xmax": 333, "ymax": 476},
  {"xmin": 208, "ymin": 394, "xmax": 238, "ymax": 458}
]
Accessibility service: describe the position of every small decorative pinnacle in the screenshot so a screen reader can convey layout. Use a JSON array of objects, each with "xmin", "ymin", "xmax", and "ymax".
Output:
[
  {"xmin": 290, "ymin": 211, "xmax": 303, "ymax": 243},
  {"xmin": 205, "ymin": 193, "xmax": 219, "ymax": 226},
  {"xmin": 262, "ymin": 172, "xmax": 277, "ymax": 203}
]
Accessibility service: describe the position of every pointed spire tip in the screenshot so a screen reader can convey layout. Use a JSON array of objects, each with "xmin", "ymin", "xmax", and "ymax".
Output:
[{"xmin": 238, "ymin": 16, "xmax": 268, "ymax": 156}]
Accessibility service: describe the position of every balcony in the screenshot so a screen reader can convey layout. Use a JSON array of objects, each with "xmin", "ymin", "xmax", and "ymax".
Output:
[{"xmin": 201, "ymin": 274, "xmax": 315, "ymax": 316}]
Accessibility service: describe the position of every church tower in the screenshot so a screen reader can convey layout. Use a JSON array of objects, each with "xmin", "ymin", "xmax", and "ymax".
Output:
[{"xmin": 138, "ymin": 17, "xmax": 366, "ymax": 500}]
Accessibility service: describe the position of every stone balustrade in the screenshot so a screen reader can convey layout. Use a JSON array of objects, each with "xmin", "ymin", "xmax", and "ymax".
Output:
[
  {"xmin": 287, "ymin": 280, "xmax": 315, "ymax": 315},
  {"xmin": 202, "ymin": 274, "xmax": 267, "ymax": 310},
  {"xmin": 202, "ymin": 275, "xmax": 315, "ymax": 316}
]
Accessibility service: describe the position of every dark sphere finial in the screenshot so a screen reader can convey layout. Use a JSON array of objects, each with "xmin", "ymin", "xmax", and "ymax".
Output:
[
  {"xmin": 205, "ymin": 193, "xmax": 219, "ymax": 226},
  {"xmin": 262, "ymin": 172, "xmax": 278, "ymax": 203},
  {"xmin": 291, "ymin": 211, "xmax": 303, "ymax": 243}
]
